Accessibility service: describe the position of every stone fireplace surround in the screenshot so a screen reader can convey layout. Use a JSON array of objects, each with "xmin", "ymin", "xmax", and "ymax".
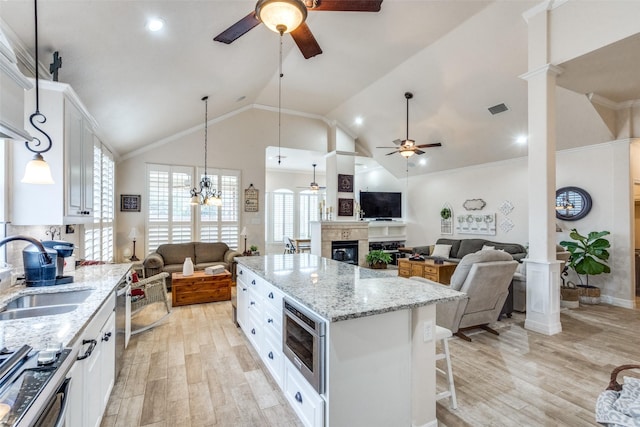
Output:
[{"xmin": 309, "ymin": 221, "xmax": 369, "ymax": 266}]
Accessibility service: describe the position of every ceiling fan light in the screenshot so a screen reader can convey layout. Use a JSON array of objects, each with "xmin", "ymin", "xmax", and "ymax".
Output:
[
  {"xmin": 400, "ymin": 150, "xmax": 414, "ymax": 158},
  {"xmin": 256, "ymin": 0, "xmax": 307, "ymax": 34}
]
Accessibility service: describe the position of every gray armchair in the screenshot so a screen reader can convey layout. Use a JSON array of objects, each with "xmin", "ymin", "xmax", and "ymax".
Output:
[{"xmin": 411, "ymin": 249, "xmax": 518, "ymax": 341}]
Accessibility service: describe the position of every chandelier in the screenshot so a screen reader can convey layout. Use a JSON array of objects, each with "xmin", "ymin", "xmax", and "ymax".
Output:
[{"xmin": 190, "ymin": 96, "xmax": 222, "ymax": 206}]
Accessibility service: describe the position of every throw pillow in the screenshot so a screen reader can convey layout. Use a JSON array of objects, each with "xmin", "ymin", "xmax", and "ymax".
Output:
[
  {"xmin": 482, "ymin": 245, "xmax": 496, "ymax": 251},
  {"xmin": 431, "ymin": 244, "xmax": 452, "ymax": 258}
]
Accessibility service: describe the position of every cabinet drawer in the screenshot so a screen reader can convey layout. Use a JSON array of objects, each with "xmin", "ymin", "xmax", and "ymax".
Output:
[
  {"xmin": 262, "ymin": 329, "xmax": 284, "ymax": 387},
  {"xmin": 398, "ymin": 267, "xmax": 411, "ymax": 278},
  {"xmin": 263, "ymin": 304, "xmax": 282, "ymax": 340},
  {"xmin": 284, "ymin": 361, "xmax": 324, "ymax": 427},
  {"xmin": 262, "ymin": 284, "xmax": 283, "ymax": 311},
  {"xmin": 423, "ymin": 265, "xmax": 437, "ymax": 274},
  {"xmin": 245, "ymin": 310, "xmax": 262, "ymax": 352}
]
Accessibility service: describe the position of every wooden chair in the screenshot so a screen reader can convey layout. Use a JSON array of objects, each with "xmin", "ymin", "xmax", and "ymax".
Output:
[{"xmin": 131, "ymin": 272, "xmax": 172, "ymax": 335}]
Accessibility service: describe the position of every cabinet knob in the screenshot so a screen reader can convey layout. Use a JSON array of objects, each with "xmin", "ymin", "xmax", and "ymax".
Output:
[
  {"xmin": 268, "ymin": 351, "xmax": 274, "ymax": 360},
  {"xmin": 268, "ymin": 292, "xmax": 274, "ymax": 299},
  {"xmin": 250, "ymin": 301, "xmax": 255, "ymax": 306},
  {"xmin": 251, "ymin": 280, "xmax": 256, "ymax": 285},
  {"xmin": 239, "ymin": 270, "xmax": 243, "ymax": 275},
  {"xmin": 267, "ymin": 318, "xmax": 273, "ymax": 323},
  {"xmin": 242, "ymin": 287, "xmax": 247, "ymax": 292},
  {"xmin": 102, "ymin": 332, "xmax": 112, "ymax": 342},
  {"xmin": 295, "ymin": 392, "xmax": 303, "ymax": 403},
  {"xmin": 251, "ymin": 328, "xmax": 256, "ymax": 335}
]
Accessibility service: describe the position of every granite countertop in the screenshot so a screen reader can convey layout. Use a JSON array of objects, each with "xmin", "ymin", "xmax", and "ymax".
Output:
[
  {"xmin": 0, "ymin": 263, "xmax": 131, "ymax": 351},
  {"xmin": 236, "ymin": 254, "xmax": 465, "ymax": 322}
]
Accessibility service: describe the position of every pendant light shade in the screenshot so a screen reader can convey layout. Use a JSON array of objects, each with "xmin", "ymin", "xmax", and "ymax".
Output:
[
  {"xmin": 256, "ymin": 0, "xmax": 307, "ymax": 34},
  {"xmin": 21, "ymin": 153, "xmax": 54, "ymax": 184}
]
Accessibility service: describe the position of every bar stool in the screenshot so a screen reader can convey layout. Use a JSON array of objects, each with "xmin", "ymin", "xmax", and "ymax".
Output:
[{"xmin": 435, "ymin": 325, "xmax": 458, "ymax": 409}]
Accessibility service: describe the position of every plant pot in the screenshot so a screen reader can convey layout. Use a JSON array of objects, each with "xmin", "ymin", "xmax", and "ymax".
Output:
[
  {"xmin": 560, "ymin": 287, "xmax": 580, "ymax": 309},
  {"xmin": 578, "ymin": 285, "xmax": 600, "ymax": 305},
  {"xmin": 370, "ymin": 261, "xmax": 387, "ymax": 269}
]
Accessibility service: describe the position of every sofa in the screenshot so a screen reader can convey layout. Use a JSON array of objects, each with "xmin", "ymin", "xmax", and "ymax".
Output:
[
  {"xmin": 412, "ymin": 238, "xmax": 527, "ymax": 263},
  {"xmin": 143, "ymin": 242, "xmax": 242, "ymax": 286}
]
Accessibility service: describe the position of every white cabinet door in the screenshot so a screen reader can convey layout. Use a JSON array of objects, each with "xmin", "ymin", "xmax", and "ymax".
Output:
[{"xmin": 65, "ymin": 99, "xmax": 83, "ymax": 215}]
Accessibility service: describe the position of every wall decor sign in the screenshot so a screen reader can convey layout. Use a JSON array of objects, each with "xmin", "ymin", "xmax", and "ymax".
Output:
[
  {"xmin": 463, "ymin": 199, "xmax": 486, "ymax": 211},
  {"xmin": 244, "ymin": 183, "xmax": 259, "ymax": 212},
  {"xmin": 338, "ymin": 174, "xmax": 354, "ymax": 193},
  {"xmin": 338, "ymin": 198, "xmax": 354, "ymax": 216},
  {"xmin": 456, "ymin": 213, "xmax": 496, "ymax": 235},
  {"xmin": 120, "ymin": 194, "xmax": 141, "ymax": 212}
]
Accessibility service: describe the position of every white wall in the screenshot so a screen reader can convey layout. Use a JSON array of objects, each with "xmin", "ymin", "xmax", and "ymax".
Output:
[
  {"xmin": 405, "ymin": 141, "xmax": 635, "ymax": 308},
  {"xmin": 116, "ymin": 108, "xmax": 329, "ymax": 260}
]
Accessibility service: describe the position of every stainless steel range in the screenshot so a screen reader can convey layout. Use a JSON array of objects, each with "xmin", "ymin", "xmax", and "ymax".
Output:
[{"xmin": 0, "ymin": 345, "xmax": 73, "ymax": 426}]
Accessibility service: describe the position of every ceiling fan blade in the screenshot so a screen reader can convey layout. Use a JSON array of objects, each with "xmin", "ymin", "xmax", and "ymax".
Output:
[
  {"xmin": 290, "ymin": 23, "xmax": 323, "ymax": 59},
  {"xmin": 309, "ymin": 0, "xmax": 383, "ymax": 12},
  {"xmin": 414, "ymin": 149, "xmax": 425, "ymax": 155},
  {"xmin": 392, "ymin": 139, "xmax": 403, "ymax": 145},
  {"xmin": 386, "ymin": 151, "xmax": 399, "ymax": 156},
  {"xmin": 213, "ymin": 12, "xmax": 261, "ymax": 44},
  {"xmin": 414, "ymin": 143, "xmax": 443, "ymax": 148}
]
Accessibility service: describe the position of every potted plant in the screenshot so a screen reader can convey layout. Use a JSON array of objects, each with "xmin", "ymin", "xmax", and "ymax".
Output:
[
  {"xmin": 250, "ymin": 245, "xmax": 259, "ymax": 256},
  {"xmin": 559, "ymin": 229, "xmax": 611, "ymax": 304},
  {"xmin": 366, "ymin": 249, "xmax": 393, "ymax": 269}
]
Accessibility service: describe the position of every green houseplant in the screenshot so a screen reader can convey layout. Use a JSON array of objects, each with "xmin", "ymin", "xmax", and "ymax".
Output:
[
  {"xmin": 250, "ymin": 245, "xmax": 259, "ymax": 255},
  {"xmin": 440, "ymin": 207, "xmax": 452, "ymax": 220},
  {"xmin": 560, "ymin": 229, "xmax": 610, "ymax": 303},
  {"xmin": 366, "ymin": 249, "xmax": 393, "ymax": 269}
]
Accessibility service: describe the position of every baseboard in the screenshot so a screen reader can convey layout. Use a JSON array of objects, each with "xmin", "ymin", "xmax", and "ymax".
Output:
[
  {"xmin": 413, "ymin": 419, "xmax": 438, "ymax": 427},
  {"xmin": 600, "ymin": 295, "xmax": 636, "ymax": 308}
]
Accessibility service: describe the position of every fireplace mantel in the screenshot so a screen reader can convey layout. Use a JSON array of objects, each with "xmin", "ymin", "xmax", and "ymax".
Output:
[{"xmin": 310, "ymin": 221, "xmax": 369, "ymax": 266}]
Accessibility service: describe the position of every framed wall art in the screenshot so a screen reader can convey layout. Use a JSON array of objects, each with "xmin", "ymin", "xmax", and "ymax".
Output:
[
  {"xmin": 120, "ymin": 194, "xmax": 141, "ymax": 212},
  {"xmin": 338, "ymin": 174, "xmax": 354, "ymax": 193},
  {"xmin": 244, "ymin": 183, "xmax": 259, "ymax": 212},
  {"xmin": 338, "ymin": 198, "xmax": 354, "ymax": 216}
]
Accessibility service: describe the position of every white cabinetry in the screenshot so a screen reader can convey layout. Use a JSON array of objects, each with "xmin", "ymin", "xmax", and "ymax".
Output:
[
  {"xmin": 66, "ymin": 292, "xmax": 116, "ymax": 427},
  {"xmin": 236, "ymin": 265, "xmax": 323, "ymax": 427},
  {"xmin": 12, "ymin": 80, "xmax": 97, "ymax": 224}
]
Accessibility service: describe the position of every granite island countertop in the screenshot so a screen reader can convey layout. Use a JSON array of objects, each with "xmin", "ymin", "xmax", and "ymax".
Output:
[
  {"xmin": 0, "ymin": 263, "xmax": 131, "ymax": 351},
  {"xmin": 236, "ymin": 254, "xmax": 465, "ymax": 322}
]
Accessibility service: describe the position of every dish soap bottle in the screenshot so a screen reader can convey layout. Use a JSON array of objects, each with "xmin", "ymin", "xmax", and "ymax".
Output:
[{"xmin": 182, "ymin": 257, "xmax": 194, "ymax": 276}]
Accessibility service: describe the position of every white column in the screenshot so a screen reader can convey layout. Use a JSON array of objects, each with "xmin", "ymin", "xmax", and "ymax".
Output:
[{"xmin": 520, "ymin": 6, "xmax": 563, "ymax": 335}]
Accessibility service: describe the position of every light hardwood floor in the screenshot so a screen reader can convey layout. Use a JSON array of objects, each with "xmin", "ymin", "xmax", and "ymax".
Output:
[{"xmin": 102, "ymin": 297, "xmax": 639, "ymax": 427}]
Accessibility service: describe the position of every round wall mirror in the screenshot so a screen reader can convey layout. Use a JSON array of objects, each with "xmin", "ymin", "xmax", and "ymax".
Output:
[{"xmin": 555, "ymin": 186, "xmax": 592, "ymax": 221}]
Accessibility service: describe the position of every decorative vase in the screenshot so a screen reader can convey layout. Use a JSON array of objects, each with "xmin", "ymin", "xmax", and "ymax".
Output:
[{"xmin": 182, "ymin": 257, "xmax": 194, "ymax": 276}]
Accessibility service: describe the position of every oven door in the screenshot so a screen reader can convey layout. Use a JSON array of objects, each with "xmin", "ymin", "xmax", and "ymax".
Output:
[
  {"xmin": 282, "ymin": 302, "xmax": 325, "ymax": 394},
  {"xmin": 32, "ymin": 377, "xmax": 71, "ymax": 427}
]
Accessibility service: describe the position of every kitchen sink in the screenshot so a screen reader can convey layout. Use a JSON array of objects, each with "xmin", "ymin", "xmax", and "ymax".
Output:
[
  {"xmin": 0, "ymin": 304, "xmax": 80, "ymax": 320},
  {"xmin": 4, "ymin": 289, "xmax": 93, "ymax": 309}
]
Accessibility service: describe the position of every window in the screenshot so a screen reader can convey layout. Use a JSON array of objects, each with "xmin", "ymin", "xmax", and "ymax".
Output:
[
  {"xmin": 146, "ymin": 164, "xmax": 240, "ymax": 253},
  {"xmin": 84, "ymin": 141, "xmax": 115, "ymax": 262},
  {"xmin": 268, "ymin": 189, "xmax": 294, "ymax": 243},
  {"xmin": 298, "ymin": 191, "xmax": 320, "ymax": 238}
]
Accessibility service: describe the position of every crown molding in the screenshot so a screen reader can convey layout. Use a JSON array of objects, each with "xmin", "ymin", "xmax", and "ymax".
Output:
[
  {"xmin": 519, "ymin": 63, "xmax": 564, "ymax": 81},
  {"xmin": 522, "ymin": 0, "xmax": 569, "ymax": 23}
]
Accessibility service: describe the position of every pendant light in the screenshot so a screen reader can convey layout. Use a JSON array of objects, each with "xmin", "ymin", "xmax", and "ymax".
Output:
[
  {"xmin": 22, "ymin": 0, "xmax": 54, "ymax": 185},
  {"xmin": 190, "ymin": 96, "xmax": 222, "ymax": 206}
]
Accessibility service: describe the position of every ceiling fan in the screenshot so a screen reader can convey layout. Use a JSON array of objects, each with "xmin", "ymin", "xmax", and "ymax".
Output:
[
  {"xmin": 376, "ymin": 92, "xmax": 442, "ymax": 158},
  {"xmin": 213, "ymin": 0, "xmax": 383, "ymax": 59},
  {"xmin": 297, "ymin": 163, "xmax": 326, "ymax": 191}
]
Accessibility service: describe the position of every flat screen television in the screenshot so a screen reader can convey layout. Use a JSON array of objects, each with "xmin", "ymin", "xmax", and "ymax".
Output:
[{"xmin": 359, "ymin": 191, "xmax": 402, "ymax": 220}]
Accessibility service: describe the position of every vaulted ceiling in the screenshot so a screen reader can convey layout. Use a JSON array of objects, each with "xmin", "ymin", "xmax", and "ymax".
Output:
[{"xmin": 1, "ymin": 1, "xmax": 636, "ymax": 178}]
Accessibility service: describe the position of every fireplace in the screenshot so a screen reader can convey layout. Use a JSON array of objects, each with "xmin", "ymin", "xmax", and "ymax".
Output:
[{"xmin": 331, "ymin": 240, "xmax": 358, "ymax": 265}]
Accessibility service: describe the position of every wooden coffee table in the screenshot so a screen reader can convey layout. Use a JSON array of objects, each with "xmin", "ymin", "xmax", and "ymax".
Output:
[
  {"xmin": 397, "ymin": 258, "xmax": 457, "ymax": 285},
  {"xmin": 171, "ymin": 270, "xmax": 231, "ymax": 306}
]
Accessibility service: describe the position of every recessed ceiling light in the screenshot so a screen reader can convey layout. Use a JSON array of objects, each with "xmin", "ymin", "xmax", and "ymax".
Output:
[
  {"xmin": 354, "ymin": 116, "xmax": 363, "ymax": 126},
  {"xmin": 146, "ymin": 18, "xmax": 165, "ymax": 32},
  {"xmin": 419, "ymin": 158, "xmax": 427, "ymax": 166},
  {"xmin": 516, "ymin": 135, "xmax": 528, "ymax": 144}
]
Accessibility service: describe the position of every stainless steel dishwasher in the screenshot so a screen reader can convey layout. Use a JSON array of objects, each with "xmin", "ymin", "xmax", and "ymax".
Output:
[{"xmin": 115, "ymin": 272, "xmax": 131, "ymax": 379}]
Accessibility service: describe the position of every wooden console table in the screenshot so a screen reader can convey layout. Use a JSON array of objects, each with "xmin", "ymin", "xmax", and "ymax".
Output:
[
  {"xmin": 171, "ymin": 270, "xmax": 231, "ymax": 306},
  {"xmin": 398, "ymin": 259, "xmax": 457, "ymax": 285}
]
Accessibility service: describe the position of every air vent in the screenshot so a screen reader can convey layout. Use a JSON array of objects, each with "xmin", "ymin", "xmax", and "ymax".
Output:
[{"xmin": 488, "ymin": 103, "xmax": 509, "ymax": 115}]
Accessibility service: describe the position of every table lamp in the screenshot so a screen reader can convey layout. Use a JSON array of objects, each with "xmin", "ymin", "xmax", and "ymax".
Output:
[
  {"xmin": 240, "ymin": 227, "xmax": 249, "ymax": 256},
  {"xmin": 128, "ymin": 227, "xmax": 140, "ymax": 261}
]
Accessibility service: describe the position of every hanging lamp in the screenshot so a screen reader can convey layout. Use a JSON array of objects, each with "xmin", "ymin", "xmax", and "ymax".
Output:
[
  {"xmin": 190, "ymin": 96, "xmax": 222, "ymax": 206},
  {"xmin": 22, "ymin": 0, "xmax": 54, "ymax": 185}
]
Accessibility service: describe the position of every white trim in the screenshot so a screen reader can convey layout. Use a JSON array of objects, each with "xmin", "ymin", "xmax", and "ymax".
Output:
[
  {"xmin": 412, "ymin": 420, "xmax": 438, "ymax": 427},
  {"xmin": 587, "ymin": 93, "xmax": 640, "ymax": 111},
  {"xmin": 519, "ymin": 64, "xmax": 564, "ymax": 81},
  {"xmin": 600, "ymin": 295, "xmax": 636, "ymax": 309},
  {"xmin": 522, "ymin": 0, "xmax": 568, "ymax": 23}
]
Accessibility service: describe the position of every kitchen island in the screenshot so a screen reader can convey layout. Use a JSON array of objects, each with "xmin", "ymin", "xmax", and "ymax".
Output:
[{"xmin": 236, "ymin": 254, "xmax": 465, "ymax": 427}]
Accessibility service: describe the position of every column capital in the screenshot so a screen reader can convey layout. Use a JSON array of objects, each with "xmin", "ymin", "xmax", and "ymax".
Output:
[{"xmin": 519, "ymin": 64, "xmax": 564, "ymax": 81}]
